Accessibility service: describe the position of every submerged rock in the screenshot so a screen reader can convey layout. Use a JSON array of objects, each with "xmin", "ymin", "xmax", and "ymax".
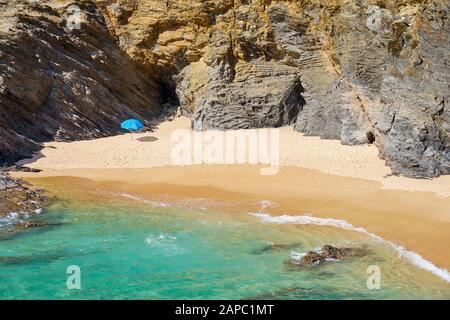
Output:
[
  {"xmin": 0, "ymin": 221, "xmax": 64, "ymax": 241},
  {"xmin": 251, "ymin": 242, "xmax": 302, "ymax": 255},
  {"xmin": 0, "ymin": 249, "xmax": 70, "ymax": 265},
  {"xmin": 285, "ymin": 245, "xmax": 373, "ymax": 268},
  {"xmin": 0, "ymin": 256, "xmax": 31, "ymax": 264},
  {"xmin": 14, "ymin": 221, "xmax": 47, "ymax": 230}
]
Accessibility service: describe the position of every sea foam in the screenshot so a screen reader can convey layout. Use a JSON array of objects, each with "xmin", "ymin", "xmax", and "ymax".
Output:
[
  {"xmin": 0, "ymin": 212, "xmax": 20, "ymax": 228},
  {"xmin": 145, "ymin": 232, "xmax": 182, "ymax": 254},
  {"xmin": 120, "ymin": 193, "xmax": 171, "ymax": 208},
  {"xmin": 250, "ymin": 212, "xmax": 450, "ymax": 283}
]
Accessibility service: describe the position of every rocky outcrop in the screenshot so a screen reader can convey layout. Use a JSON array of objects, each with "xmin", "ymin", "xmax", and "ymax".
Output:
[
  {"xmin": 189, "ymin": 63, "xmax": 304, "ymax": 130},
  {"xmin": 285, "ymin": 245, "xmax": 373, "ymax": 267},
  {"xmin": 0, "ymin": 170, "xmax": 46, "ymax": 216},
  {"xmin": 0, "ymin": 0, "xmax": 448, "ymax": 177},
  {"xmin": 99, "ymin": 0, "xmax": 449, "ymax": 177},
  {"xmin": 0, "ymin": 0, "xmax": 164, "ymax": 165},
  {"xmin": 99, "ymin": 0, "xmax": 309, "ymax": 131},
  {"xmin": 289, "ymin": 0, "xmax": 450, "ymax": 177}
]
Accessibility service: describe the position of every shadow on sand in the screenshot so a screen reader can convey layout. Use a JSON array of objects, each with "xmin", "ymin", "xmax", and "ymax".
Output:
[{"xmin": 137, "ymin": 136, "xmax": 158, "ymax": 143}]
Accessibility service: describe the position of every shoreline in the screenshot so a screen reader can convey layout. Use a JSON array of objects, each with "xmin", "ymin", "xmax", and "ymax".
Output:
[
  {"xmin": 11, "ymin": 117, "xmax": 450, "ymax": 281},
  {"xmin": 16, "ymin": 117, "xmax": 450, "ymax": 197},
  {"xmin": 15, "ymin": 165, "xmax": 450, "ymax": 276}
]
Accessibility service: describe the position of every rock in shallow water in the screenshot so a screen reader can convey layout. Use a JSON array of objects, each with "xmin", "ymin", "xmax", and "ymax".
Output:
[
  {"xmin": 0, "ymin": 170, "xmax": 46, "ymax": 217},
  {"xmin": 285, "ymin": 245, "xmax": 373, "ymax": 268},
  {"xmin": 14, "ymin": 221, "xmax": 47, "ymax": 230}
]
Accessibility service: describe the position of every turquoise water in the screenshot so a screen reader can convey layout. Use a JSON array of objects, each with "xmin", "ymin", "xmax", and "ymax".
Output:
[{"xmin": 0, "ymin": 193, "xmax": 449, "ymax": 300}]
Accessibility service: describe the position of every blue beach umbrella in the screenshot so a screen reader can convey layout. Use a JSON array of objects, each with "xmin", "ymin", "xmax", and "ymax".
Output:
[
  {"xmin": 121, "ymin": 119, "xmax": 144, "ymax": 140},
  {"xmin": 121, "ymin": 119, "xmax": 144, "ymax": 131}
]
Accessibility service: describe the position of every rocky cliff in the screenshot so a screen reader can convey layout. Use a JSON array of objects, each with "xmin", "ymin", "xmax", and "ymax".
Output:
[
  {"xmin": 0, "ymin": 0, "xmax": 449, "ymax": 177},
  {"xmin": 0, "ymin": 0, "xmax": 164, "ymax": 164}
]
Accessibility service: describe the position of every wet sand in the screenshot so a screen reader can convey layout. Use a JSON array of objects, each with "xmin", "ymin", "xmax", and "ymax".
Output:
[
  {"xmin": 16, "ymin": 165, "xmax": 450, "ymax": 272},
  {"xmin": 12, "ymin": 116, "xmax": 450, "ymax": 276},
  {"xmin": 17, "ymin": 117, "xmax": 450, "ymax": 197}
]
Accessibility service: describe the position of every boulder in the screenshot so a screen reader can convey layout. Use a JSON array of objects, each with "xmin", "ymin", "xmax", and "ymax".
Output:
[{"xmin": 286, "ymin": 245, "xmax": 373, "ymax": 268}]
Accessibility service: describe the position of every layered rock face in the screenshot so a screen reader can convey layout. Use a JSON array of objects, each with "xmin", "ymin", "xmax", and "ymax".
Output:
[
  {"xmin": 99, "ymin": 0, "xmax": 449, "ymax": 177},
  {"xmin": 0, "ymin": 0, "xmax": 163, "ymax": 164},
  {"xmin": 0, "ymin": 0, "xmax": 448, "ymax": 177},
  {"xmin": 99, "ymin": 0, "xmax": 307, "ymax": 130}
]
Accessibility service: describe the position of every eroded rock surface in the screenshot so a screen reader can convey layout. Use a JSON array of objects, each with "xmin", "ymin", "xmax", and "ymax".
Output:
[
  {"xmin": 0, "ymin": 0, "xmax": 164, "ymax": 165},
  {"xmin": 0, "ymin": 170, "xmax": 46, "ymax": 216},
  {"xmin": 98, "ymin": 0, "xmax": 449, "ymax": 177}
]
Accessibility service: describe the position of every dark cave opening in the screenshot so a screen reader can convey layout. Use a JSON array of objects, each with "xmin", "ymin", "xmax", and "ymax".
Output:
[{"xmin": 367, "ymin": 131, "xmax": 375, "ymax": 144}]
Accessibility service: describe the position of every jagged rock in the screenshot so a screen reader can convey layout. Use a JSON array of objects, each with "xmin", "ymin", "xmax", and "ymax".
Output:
[
  {"xmin": 189, "ymin": 66, "xmax": 305, "ymax": 130},
  {"xmin": 0, "ymin": 177, "xmax": 16, "ymax": 191},
  {"xmin": 0, "ymin": 172, "xmax": 19, "ymax": 190},
  {"xmin": 6, "ymin": 166, "xmax": 42, "ymax": 173},
  {"xmin": 0, "ymin": 0, "xmax": 164, "ymax": 165},
  {"xmin": 0, "ymin": 170, "xmax": 46, "ymax": 216},
  {"xmin": 285, "ymin": 245, "xmax": 373, "ymax": 268},
  {"xmin": 97, "ymin": 0, "xmax": 449, "ymax": 177}
]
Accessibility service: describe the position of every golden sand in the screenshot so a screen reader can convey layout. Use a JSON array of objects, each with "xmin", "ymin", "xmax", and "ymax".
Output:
[
  {"xmin": 17, "ymin": 117, "xmax": 450, "ymax": 197},
  {"xmin": 13, "ymin": 117, "xmax": 450, "ymax": 271},
  {"xmin": 17, "ymin": 165, "xmax": 450, "ymax": 271}
]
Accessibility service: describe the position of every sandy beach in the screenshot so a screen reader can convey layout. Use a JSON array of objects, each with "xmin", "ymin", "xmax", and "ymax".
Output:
[
  {"xmin": 3, "ymin": 0, "xmax": 450, "ymax": 300},
  {"xmin": 17, "ymin": 117, "xmax": 450, "ymax": 197},
  {"xmin": 14, "ymin": 117, "xmax": 450, "ymax": 273}
]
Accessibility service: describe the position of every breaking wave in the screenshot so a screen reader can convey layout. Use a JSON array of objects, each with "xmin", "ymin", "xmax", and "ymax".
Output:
[
  {"xmin": 250, "ymin": 213, "xmax": 450, "ymax": 283},
  {"xmin": 0, "ymin": 209, "xmax": 43, "ymax": 229},
  {"xmin": 120, "ymin": 193, "xmax": 172, "ymax": 208},
  {"xmin": 144, "ymin": 232, "xmax": 182, "ymax": 253}
]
